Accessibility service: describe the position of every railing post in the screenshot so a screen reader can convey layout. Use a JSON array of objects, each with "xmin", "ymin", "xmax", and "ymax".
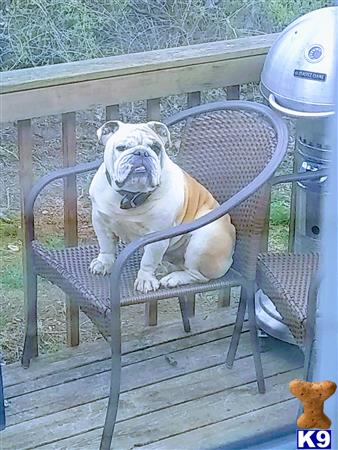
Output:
[
  {"xmin": 187, "ymin": 92, "xmax": 201, "ymax": 108},
  {"xmin": 106, "ymin": 105, "xmax": 120, "ymax": 121},
  {"xmin": 144, "ymin": 98, "xmax": 161, "ymax": 326},
  {"xmin": 227, "ymin": 85, "xmax": 240, "ymax": 100},
  {"xmin": 18, "ymin": 119, "xmax": 38, "ymax": 366},
  {"xmin": 147, "ymin": 98, "xmax": 161, "ymax": 121},
  {"xmin": 62, "ymin": 112, "xmax": 80, "ymax": 347}
]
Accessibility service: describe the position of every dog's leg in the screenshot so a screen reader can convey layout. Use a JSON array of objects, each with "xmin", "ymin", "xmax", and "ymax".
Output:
[
  {"xmin": 135, "ymin": 240, "xmax": 169, "ymax": 293},
  {"xmin": 90, "ymin": 209, "xmax": 116, "ymax": 275},
  {"xmin": 160, "ymin": 268, "xmax": 208, "ymax": 287},
  {"xmin": 160, "ymin": 218, "xmax": 234, "ymax": 288}
]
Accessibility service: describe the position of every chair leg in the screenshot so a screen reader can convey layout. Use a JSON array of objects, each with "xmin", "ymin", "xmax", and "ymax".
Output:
[
  {"xmin": 100, "ymin": 284, "xmax": 122, "ymax": 449},
  {"xmin": 178, "ymin": 295, "xmax": 191, "ymax": 333},
  {"xmin": 145, "ymin": 301, "xmax": 158, "ymax": 326},
  {"xmin": 226, "ymin": 286, "xmax": 246, "ymax": 368},
  {"xmin": 247, "ymin": 283, "xmax": 266, "ymax": 394},
  {"xmin": 297, "ymin": 336, "xmax": 314, "ymax": 420},
  {"xmin": 303, "ymin": 332, "xmax": 315, "ymax": 382},
  {"xmin": 100, "ymin": 344, "xmax": 121, "ymax": 450},
  {"xmin": 185, "ymin": 293, "xmax": 196, "ymax": 317},
  {"xmin": 218, "ymin": 287, "xmax": 231, "ymax": 308},
  {"xmin": 21, "ymin": 272, "xmax": 38, "ymax": 368},
  {"xmin": 226, "ymin": 283, "xmax": 265, "ymax": 393}
]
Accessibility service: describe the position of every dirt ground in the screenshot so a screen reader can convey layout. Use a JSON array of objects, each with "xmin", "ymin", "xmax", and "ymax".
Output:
[{"xmin": 0, "ymin": 88, "xmax": 292, "ymax": 364}]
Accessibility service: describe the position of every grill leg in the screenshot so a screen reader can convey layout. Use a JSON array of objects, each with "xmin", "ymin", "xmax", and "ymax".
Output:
[
  {"xmin": 226, "ymin": 285, "xmax": 246, "ymax": 368},
  {"xmin": 178, "ymin": 295, "xmax": 191, "ymax": 333},
  {"xmin": 21, "ymin": 272, "xmax": 38, "ymax": 368}
]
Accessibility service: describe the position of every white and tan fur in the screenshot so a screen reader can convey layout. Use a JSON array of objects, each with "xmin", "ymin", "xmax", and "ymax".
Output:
[{"xmin": 89, "ymin": 120, "xmax": 236, "ymax": 293}]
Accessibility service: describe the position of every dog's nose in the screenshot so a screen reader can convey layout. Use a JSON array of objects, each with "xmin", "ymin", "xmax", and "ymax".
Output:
[{"xmin": 133, "ymin": 149, "xmax": 149, "ymax": 157}]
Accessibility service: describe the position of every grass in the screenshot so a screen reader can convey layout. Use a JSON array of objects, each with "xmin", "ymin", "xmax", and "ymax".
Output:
[
  {"xmin": 1, "ymin": 262, "xmax": 23, "ymax": 290},
  {"xmin": 0, "ymin": 215, "xmax": 22, "ymax": 290},
  {"xmin": 270, "ymin": 197, "xmax": 290, "ymax": 226},
  {"xmin": 269, "ymin": 224, "xmax": 289, "ymax": 251},
  {"xmin": 268, "ymin": 186, "xmax": 292, "ymax": 251},
  {"xmin": 0, "ymin": 215, "xmax": 20, "ymax": 238},
  {"xmin": 0, "ymin": 215, "xmax": 65, "ymax": 292},
  {"xmin": 41, "ymin": 234, "xmax": 65, "ymax": 249},
  {"xmin": 0, "ymin": 216, "xmax": 74, "ymax": 362}
]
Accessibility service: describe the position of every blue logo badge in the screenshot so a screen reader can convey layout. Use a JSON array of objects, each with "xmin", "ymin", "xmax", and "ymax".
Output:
[
  {"xmin": 297, "ymin": 430, "xmax": 331, "ymax": 449},
  {"xmin": 306, "ymin": 45, "xmax": 324, "ymax": 63}
]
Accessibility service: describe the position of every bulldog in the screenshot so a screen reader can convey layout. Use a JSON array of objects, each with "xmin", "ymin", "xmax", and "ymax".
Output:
[{"xmin": 89, "ymin": 120, "xmax": 236, "ymax": 293}]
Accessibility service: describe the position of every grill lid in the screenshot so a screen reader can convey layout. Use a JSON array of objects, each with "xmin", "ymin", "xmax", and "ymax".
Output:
[{"xmin": 260, "ymin": 6, "xmax": 337, "ymax": 118}]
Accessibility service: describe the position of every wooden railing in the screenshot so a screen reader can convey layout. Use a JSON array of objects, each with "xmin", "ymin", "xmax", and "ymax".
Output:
[{"xmin": 0, "ymin": 33, "xmax": 278, "ymax": 347}]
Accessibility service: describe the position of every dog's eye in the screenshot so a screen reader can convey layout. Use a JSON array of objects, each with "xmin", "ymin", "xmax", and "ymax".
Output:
[
  {"xmin": 116, "ymin": 144, "xmax": 127, "ymax": 152},
  {"xmin": 151, "ymin": 142, "xmax": 162, "ymax": 154}
]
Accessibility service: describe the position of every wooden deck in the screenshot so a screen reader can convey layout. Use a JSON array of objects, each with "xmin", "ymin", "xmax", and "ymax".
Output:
[{"xmin": 1, "ymin": 307, "xmax": 303, "ymax": 450}]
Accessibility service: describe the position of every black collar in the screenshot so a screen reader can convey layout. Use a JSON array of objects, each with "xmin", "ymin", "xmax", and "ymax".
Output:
[{"xmin": 105, "ymin": 169, "xmax": 153, "ymax": 210}]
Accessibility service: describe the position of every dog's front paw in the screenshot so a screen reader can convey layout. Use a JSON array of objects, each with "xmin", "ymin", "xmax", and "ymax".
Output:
[
  {"xmin": 134, "ymin": 270, "xmax": 159, "ymax": 293},
  {"xmin": 89, "ymin": 254, "xmax": 114, "ymax": 276}
]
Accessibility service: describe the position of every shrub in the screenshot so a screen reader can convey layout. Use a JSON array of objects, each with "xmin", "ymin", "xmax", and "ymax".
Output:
[{"xmin": 0, "ymin": 0, "xmax": 331, "ymax": 71}]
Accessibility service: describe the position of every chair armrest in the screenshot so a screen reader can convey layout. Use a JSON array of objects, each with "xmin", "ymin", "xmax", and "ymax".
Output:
[
  {"xmin": 24, "ymin": 159, "xmax": 102, "ymax": 242},
  {"xmin": 270, "ymin": 168, "xmax": 328, "ymax": 185}
]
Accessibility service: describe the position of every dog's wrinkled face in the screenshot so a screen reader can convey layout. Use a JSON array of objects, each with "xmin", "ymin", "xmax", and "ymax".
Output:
[{"xmin": 98, "ymin": 120, "xmax": 170, "ymax": 193}]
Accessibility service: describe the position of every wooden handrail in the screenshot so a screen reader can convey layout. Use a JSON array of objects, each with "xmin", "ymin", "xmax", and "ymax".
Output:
[
  {"xmin": 1, "ymin": 34, "xmax": 277, "ymax": 94},
  {"xmin": 0, "ymin": 34, "xmax": 278, "ymax": 122}
]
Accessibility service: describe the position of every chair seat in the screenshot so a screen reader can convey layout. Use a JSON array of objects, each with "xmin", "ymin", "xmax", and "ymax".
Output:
[
  {"xmin": 257, "ymin": 252, "xmax": 320, "ymax": 345},
  {"xmin": 32, "ymin": 240, "xmax": 243, "ymax": 336}
]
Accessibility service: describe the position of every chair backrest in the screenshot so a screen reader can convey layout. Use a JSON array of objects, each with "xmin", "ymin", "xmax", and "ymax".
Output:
[{"xmin": 169, "ymin": 103, "xmax": 282, "ymax": 280}]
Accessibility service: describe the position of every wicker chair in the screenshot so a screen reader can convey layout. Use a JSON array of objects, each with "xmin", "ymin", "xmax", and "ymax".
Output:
[
  {"xmin": 256, "ymin": 170, "xmax": 325, "ymax": 355},
  {"xmin": 22, "ymin": 101, "xmax": 288, "ymax": 449},
  {"xmin": 257, "ymin": 252, "xmax": 320, "ymax": 347},
  {"xmin": 226, "ymin": 168, "xmax": 326, "ymax": 386},
  {"xmin": 256, "ymin": 253, "xmax": 321, "ymax": 386}
]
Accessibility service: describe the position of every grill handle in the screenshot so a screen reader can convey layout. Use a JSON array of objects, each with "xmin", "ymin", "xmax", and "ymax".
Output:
[{"xmin": 269, "ymin": 94, "xmax": 335, "ymax": 118}]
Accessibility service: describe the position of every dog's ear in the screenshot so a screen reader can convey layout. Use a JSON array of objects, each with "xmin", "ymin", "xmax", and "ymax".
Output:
[
  {"xmin": 146, "ymin": 121, "xmax": 171, "ymax": 148},
  {"xmin": 97, "ymin": 121, "xmax": 121, "ymax": 145}
]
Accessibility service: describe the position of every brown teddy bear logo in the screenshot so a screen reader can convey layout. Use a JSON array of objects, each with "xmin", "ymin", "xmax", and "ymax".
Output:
[{"xmin": 289, "ymin": 379, "xmax": 337, "ymax": 429}]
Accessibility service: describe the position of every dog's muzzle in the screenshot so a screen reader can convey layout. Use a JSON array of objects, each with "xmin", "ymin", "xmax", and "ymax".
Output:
[
  {"xmin": 128, "ymin": 149, "xmax": 153, "ymax": 174},
  {"xmin": 116, "ymin": 147, "xmax": 157, "ymax": 186},
  {"xmin": 105, "ymin": 169, "xmax": 153, "ymax": 209}
]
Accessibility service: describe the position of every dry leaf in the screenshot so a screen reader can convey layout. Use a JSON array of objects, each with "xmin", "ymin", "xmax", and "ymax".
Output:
[{"xmin": 7, "ymin": 243, "xmax": 20, "ymax": 252}]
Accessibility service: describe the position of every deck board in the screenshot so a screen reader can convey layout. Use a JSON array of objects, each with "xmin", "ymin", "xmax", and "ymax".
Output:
[
  {"xmin": 1, "ymin": 309, "xmax": 303, "ymax": 450},
  {"xmin": 139, "ymin": 399, "xmax": 298, "ymax": 450},
  {"xmin": 4, "ymin": 306, "xmax": 238, "ymax": 388},
  {"xmin": 6, "ymin": 315, "xmax": 245, "ymax": 400}
]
